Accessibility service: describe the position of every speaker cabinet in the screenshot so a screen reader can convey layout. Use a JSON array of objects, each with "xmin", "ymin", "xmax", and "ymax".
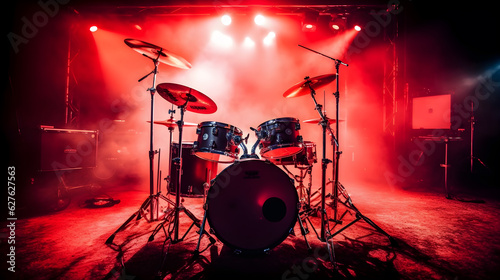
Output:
[{"xmin": 38, "ymin": 127, "xmax": 98, "ymax": 171}]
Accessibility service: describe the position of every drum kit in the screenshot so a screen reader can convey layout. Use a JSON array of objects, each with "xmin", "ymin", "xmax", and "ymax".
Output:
[{"xmin": 106, "ymin": 39, "xmax": 396, "ymax": 267}]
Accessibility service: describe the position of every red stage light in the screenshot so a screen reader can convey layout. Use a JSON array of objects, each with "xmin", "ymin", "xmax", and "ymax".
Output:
[
  {"xmin": 243, "ymin": 37, "xmax": 255, "ymax": 48},
  {"xmin": 302, "ymin": 23, "xmax": 317, "ymax": 32},
  {"xmin": 329, "ymin": 17, "xmax": 345, "ymax": 32},
  {"xmin": 221, "ymin": 14, "xmax": 232, "ymax": 26},
  {"xmin": 254, "ymin": 14, "xmax": 265, "ymax": 26},
  {"xmin": 354, "ymin": 25, "xmax": 362, "ymax": 32},
  {"xmin": 263, "ymin": 31, "xmax": 276, "ymax": 46},
  {"xmin": 89, "ymin": 25, "xmax": 98, "ymax": 32},
  {"xmin": 211, "ymin": 30, "xmax": 233, "ymax": 48}
]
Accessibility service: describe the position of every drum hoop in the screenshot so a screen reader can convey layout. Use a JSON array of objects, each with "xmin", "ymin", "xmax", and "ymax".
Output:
[
  {"xmin": 172, "ymin": 142, "xmax": 194, "ymax": 147},
  {"xmin": 261, "ymin": 143, "xmax": 304, "ymax": 151},
  {"xmin": 257, "ymin": 117, "xmax": 300, "ymax": 128},
  {"xmin": 194, "ymin": 148, "xmax": 238, "ymax": 163},
  {"xmin": 303, "ymin": 141, "xmax": 315, "ymax": 147},
  {"xmin": 198, "ymin": 121, "xmax": 243, "ymax": 134},
  {"xmin": 261, "ymin": 145, "xmax": 304, "ymax": 159}
]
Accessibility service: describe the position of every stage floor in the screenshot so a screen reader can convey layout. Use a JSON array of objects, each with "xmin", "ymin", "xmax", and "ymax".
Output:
[{"xmin": 3, "ymin": 181, "xmax": 500, "ymax": 280}]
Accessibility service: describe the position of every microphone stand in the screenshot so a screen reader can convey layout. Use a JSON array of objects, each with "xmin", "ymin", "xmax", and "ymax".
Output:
[{"xmin": 298, "ymin": 45, "xmax": 397, "ymax": 266}]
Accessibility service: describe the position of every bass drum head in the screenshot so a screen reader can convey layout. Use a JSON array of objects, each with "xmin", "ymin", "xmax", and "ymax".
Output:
[{"xmin": 207, "ymin": 159, "xmax": 299, "ymax": 253}]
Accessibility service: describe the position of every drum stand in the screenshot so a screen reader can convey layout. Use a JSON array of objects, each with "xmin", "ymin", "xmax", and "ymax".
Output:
[
  {"xmin": 106, "ymin": 54, "xmax": 173, "ymax": 244},
  {"xmin": 148, "ymin": 101, "xmax": 216, "ymax": 247},
  {"xmin": 283, "ymin": 165, "xmax": 313, "ymax": 207}
]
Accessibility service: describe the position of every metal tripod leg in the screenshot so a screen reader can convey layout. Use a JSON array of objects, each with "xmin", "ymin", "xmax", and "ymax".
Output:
[
  {"xmin": 327, "ymin": 182, "xmax": 397, "ymax": 246},
  {"xmin": 106, "ymin": 195, "xmax": 153, "ymax": 244},
  {"xmin": 297, "ymin": 213, "xmax": 312, "ymax": 252},
  {"xmin": 149, "ymin": 203, "xmax": 216, "ymax": 245},
  {"xmin": 194, "ymin": 202, "xmax": 210, "ymax": 256}
]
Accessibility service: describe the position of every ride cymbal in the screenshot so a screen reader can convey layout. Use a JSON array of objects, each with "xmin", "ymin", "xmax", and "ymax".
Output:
[
  {"xmin": 147, "ymin": 118, "xmax": 198, "ymax": 128},
  {"xmin": 124, "ymin": 38, "xmax": 192, "ymax": 69},
  {"xmin": 303, "ymin": 117, "xmax": 344, "ymax": 125},
  {"xmin": 283, "ymin": 74, "xmax": 336, "ymax": 98},
  {"xmin": 156, "ymin": 83, "xmax": 217, "ymax": 114}
]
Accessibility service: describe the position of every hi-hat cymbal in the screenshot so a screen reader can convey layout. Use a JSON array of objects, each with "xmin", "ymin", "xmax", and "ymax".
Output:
[
  {"xmin": 156, "ymin": 83, "xmax": 217, "ymax": 114},
  {"xmin": 283, "ymin": 74, "xmax": 336, "ymax": 98},
  {"xmin": 303, "ymin": 117, "xmax": 344, "ymax": 125},
  {"xmin": 147, "ymin": 118, "xmax": 198, "ymax": 128},
  {"xmin": 124, "ymin": 39, "xmax": 192, "ymax": 69}
]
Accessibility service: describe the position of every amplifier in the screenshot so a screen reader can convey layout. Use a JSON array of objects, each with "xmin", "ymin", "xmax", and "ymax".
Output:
[{"xmin": 38, "ymin": 127, "xmax": 98, "ymax": 171}]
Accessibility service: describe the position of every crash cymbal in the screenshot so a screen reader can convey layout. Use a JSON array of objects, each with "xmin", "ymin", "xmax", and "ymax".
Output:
[
  {"xmin": 147, "ymin": 118, "xmax": 198, "ymax": 128},
  {"xmin": 156, "ymin": 83, "xmax": 217, "ymax": 114},
  {"xmin": 303, "ymin": 117, "xmax": 344, "ymax": 125},
  {"xmin": 283, "ymin": 74, "xmax": 336, "ymax": 98},
  {"xmin": 124, "ymin": 39, "xmax": 192, "ymax": 69}
]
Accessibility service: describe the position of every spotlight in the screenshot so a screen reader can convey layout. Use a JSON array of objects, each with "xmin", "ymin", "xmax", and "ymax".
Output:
[
  {"xmin": 254, "ymin": 14, "xmax": 265, "ymax": 26},
  {"xmin": 263, "ymin": 31, "xmax": 276, "ymax": 46},
  {"xmin": 329, "ymin": 16, "xmax": 345, "ymax": 32},
  {"xmin": 221, "ymin": 14, "xmax": 232, "ymax": 26},
  {"xmin": 301, "ymin": 11, "xmax": 318, "ymax": 32},
  {"xmin": 211, "ymin": 30, "xmax": 233, "ymax": 48},
  {"xmin": 243, "ymin": 37, "xmax": 255, "ymax": 48},
  {"xmin": 89, "ymin": 25, "xmax": 98, "ymax": 32},
  {"xmin": 348, "ymin": 12, "xmax": 366, "ymax": 32}
]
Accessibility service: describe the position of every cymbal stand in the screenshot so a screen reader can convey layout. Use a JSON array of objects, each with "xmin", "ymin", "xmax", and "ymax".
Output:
[
  {"xmin": 164, "ymin": 106, "xmax": 176, "ymax": 195},
  {"xmin": 148, "ymin": 98, "xmax": 215, "ymax": 248},
  {"xmin": 305, "ymin": 80, "xmax": 337, "ymax": 266},
  {"xmin": 106, "ymin": 52, "xmax": 172, "ymax": 244},
  {"xmin": 309, "ymin": 49, "xmax": 397, "ymax": 246}
]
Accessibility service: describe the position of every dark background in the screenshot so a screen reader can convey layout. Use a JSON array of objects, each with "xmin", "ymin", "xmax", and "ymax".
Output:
[{"xmin": 3, "ymin": 1, "xmax": 500, "ymax": 204}]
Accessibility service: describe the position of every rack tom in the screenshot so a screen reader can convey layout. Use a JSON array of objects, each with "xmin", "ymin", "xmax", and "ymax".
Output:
[
  {"xmin": 257, "ymin": 117, "xmax": 303, "ymax": 159},
  {"xmin": 193, "ymin": 121, "xmax": 243, "ymax": 163}
]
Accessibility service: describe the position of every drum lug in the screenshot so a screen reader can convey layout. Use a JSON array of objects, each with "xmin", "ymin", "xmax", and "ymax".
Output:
[
  {"xmin": 297, "ymin": 135, "xmax": 303, "ymax": 143},
  {"xmin": 296, "ymin": 122, "xmax": 301, "ymax": 130},
  {"xmin": 260, "ymin": 130, "xmax": 268, "ymax": 139},
  {"xmin": 276, "ymin": 134, "xmax": 283, "ymax": 144},
  {"xmin": 212, "ymin": 127, "xmax": 218, "ymax": 136},
  {"xmin": 196, "ymin": 128, "xmax": 201, "ymax": 135}
]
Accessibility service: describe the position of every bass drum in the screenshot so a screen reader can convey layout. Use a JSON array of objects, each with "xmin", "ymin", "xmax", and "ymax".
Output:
[{"xmin": 207, "ymin": 159, "xmax": 299, "ymax": 253}]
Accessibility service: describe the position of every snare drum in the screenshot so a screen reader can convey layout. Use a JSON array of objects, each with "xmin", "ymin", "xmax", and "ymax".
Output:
[
  {"xmin": 257, "ymin": 117, "xmax": 303, "ymax": 159},
  {"xmin": 193, "ymin": 121, "xmax": 243, "ymax": 163},
  {"xmin": 271, "ymin": 141, "xmax": 317, "ymax": 166}
]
